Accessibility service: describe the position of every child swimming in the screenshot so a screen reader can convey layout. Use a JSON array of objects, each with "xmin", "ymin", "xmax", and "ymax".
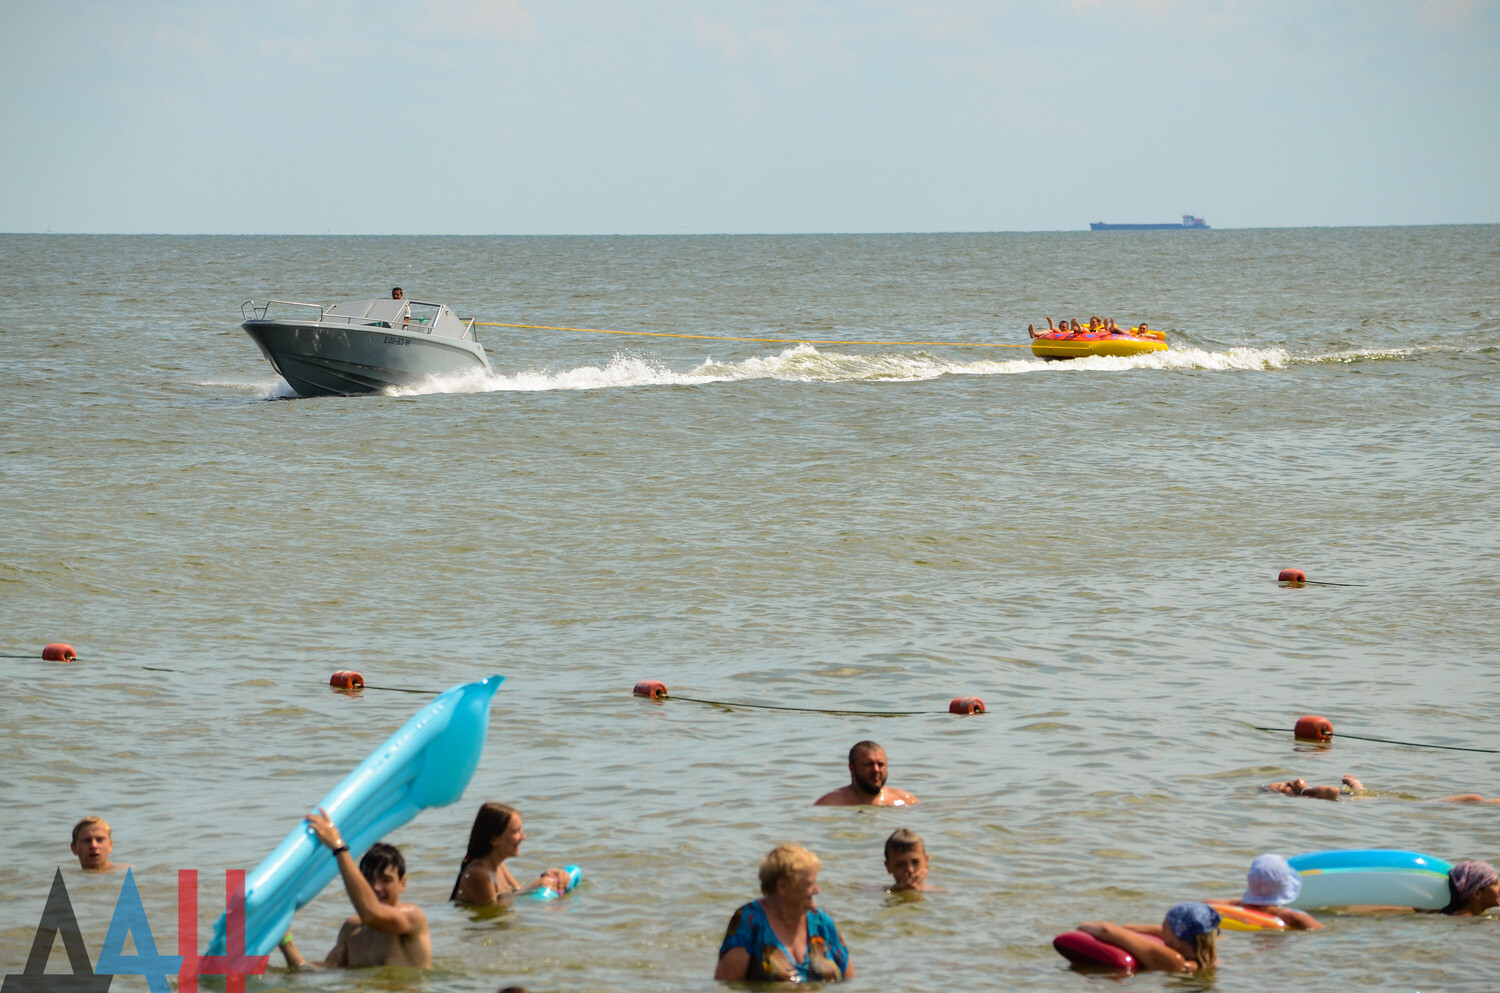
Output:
[{"xmin": 883, "ymin": 829, "xmax": 935, "ymax": 892}]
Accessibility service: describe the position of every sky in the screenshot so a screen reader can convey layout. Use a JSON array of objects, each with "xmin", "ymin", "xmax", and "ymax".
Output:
[{"xmin": 3, "ymin": 0, "xmax": 1498, "ymax": 234}]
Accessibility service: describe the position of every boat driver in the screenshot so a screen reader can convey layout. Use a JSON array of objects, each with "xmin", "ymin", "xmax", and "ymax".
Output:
[{"xmin": 391, "ymin": 287, "xmax": 404, "ymax": 300}]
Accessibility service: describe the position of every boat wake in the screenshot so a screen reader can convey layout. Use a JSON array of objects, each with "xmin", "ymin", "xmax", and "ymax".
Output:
[
  {"xmin": 387, "ymin": 343, "xmax": 1296, "ymax": 395},
  {"xmin": 221, "ymin": 341, "xmax": 1468, "ymax": 399}
]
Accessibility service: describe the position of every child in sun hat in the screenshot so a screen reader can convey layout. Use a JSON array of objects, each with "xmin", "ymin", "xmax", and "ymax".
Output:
[
  {"xmin": 1073, "ymin": 902, "xmax": 1220, "ymax": 973},
  {"xmin": 1222, "ymin": 854, "xmax": 1324, "ymax": 930}
]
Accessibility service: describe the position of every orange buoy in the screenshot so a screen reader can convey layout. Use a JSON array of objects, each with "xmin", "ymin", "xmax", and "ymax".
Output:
[
  {"xmin": 1278, "ymin": 568, "xmax": 1307, "ymax": 584},
  {"xmin": 41, "ymin": 643, "xmax": 78, "ymax": 661},
  {"xmin": 329, "ymin": 670, "xmax": 365, "ymax": 691},
  {"xmin": 949, "ymin": 697, "xmax": 986, "ymax": 715},
  {"xmin": 1294, "ymin": 715, "xmax": 1334, "ymax": 742},
  {"xmin": 633, "ymin": 680, "xmax": 668, "ymax": 700}
]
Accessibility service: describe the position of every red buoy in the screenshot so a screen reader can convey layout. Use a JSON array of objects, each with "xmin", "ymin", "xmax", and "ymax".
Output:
[
  {"xmin": 1279, "ymin": 568, "xmax": 1307, "ymax": 584},
  {"xmin": 329, "ymin": 670, "xmax": 365, "ymax": 690},
  {"xmin": 41, "ymin": 643, "xmax": 77, "ymax": 661},
  {"xmin": 1294, "ymin": 715, "xmax": 1334, "ymax": 742},
  {"xmin": 949, "ymin": 697, "xmax": 986, "ymax": 715},
  {"xmin": 633, "ymin": 680, "xmax": 668, "ymax": 700}
]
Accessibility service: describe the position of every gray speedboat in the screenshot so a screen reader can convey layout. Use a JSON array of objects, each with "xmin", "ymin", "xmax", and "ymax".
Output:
[{"xmin": 240, "ymin": 298, "xmax": 493, "ymax": 397}]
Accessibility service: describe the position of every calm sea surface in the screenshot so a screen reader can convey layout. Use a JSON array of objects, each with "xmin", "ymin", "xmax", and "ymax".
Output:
[{"xmin": 1, "ymin": 228, "xmax": 1498, "ymax": 992}]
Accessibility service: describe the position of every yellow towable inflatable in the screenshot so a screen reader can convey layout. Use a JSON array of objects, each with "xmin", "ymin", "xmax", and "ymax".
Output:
[{"xmin": 1031, "ymin": 326, "xmax": 1168, "ymax": 360}]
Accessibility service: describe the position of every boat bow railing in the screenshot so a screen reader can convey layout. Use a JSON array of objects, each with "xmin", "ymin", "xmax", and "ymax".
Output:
[{"xmin": 242, "ymin": 300, "xmax": 326, "ymax": 322}]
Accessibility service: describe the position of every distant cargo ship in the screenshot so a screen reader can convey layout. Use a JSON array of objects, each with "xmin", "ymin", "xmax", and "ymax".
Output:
[{"xmin": 1089, "ymin": 215, "xmax": 1209, "ymax": 231}]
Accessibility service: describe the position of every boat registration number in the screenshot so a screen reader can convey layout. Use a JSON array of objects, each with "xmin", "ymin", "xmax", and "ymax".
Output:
[{"xmin": 383, "ymin": 336, "xmax": 410, "ymax": 346}]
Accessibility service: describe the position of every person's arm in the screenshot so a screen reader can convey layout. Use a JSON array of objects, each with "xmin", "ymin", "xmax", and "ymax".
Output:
[
  {"xmin": 1301, "ymin": 785, "xmax": 1342, "ymax": 801},
  {"xmin": 278, "ymin": 935, "xmax": 309, "ymax": 969},
  {"xmin": 306, "ymin": 809, "xmax": 423, "ymax": 936},
  {"xmin": 1440, "ymin": 794, "xmax": 1499, "ymax": 803},
  {"xmin": 714, "ymin": 947, "xmax": 750, "ymax": 981},
  {"xmin": 518, "ymin": 867, "xmax": 571, "ymax": 894},
  {"xmin": 1076, "ymin": 923, "xmax": 1189, "ymax": 972},
  {"xmin": 1274, "ymin": 908, "xmax": 1324, "ymax": 930},
  {"xmin": 325, "ymin": 920, "xmax": 355, "ymax": 967}
]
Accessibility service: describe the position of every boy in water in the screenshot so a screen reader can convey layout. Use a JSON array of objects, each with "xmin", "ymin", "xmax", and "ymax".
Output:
[
  {"xmin": 884, "ymin": 828, "xmax": 935, "ymax": 892},
  {"xmin": 71, "ymin": 816, "xmax": 117, "ymax": 872},
  {"xmin": 279, "ymin": 808, "xmax": 431, "ymax": 968}
]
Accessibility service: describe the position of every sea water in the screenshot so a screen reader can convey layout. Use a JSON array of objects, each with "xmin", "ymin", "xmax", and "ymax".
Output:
[{"xmin": 1, "ymin": 227, "xmax": 1497, "ymax": 991}]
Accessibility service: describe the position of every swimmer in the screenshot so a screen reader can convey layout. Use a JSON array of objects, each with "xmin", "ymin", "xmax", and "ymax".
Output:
[
  {"xmin": 884, "ymin": 829, "xmax": 936, "ymax": 892},
  {"xmin": 1263, "ymin": 773, "xmax": 1364, "ymax": 801},
  {"xmin": 391, "ymin": 287, "xmax": 403, "ymax": 300},
  {"xmin": 1075, "ymin": 902, "xmax": 1219, "ymax": 974},
  {"xmin": 279, "ymin": 809, "xmax": 431, "ymax": 969},
  {"xmin": 715, "ymin": 843, "xmax": 852, "ymax": 982},
  {"xmin": 1347, "ymin": 860, "xmax": 1499, "ymax": 916},
  {"xmin": 1219, "ymin": 854, "xmax": 1323, "ymax": 930},
  {"xmin": 1440, "ymin": 794, "xmax": 1500, "ymax": 804},
  {"xmin": 814, "ymin": 741, "xmax": 918, "ymax": 807},
  {"xmin": 71, "ymin": 816, "xmax": 117, "ymax": 872},
  {"xmin": 450, "ymin": 802, "xmax": 570, "ymax": 904}
]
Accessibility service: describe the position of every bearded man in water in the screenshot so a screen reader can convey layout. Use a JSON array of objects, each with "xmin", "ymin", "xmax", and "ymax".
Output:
[{"xmin": 814, "ymin": 741, "xmax": 919, "ymax": 807}]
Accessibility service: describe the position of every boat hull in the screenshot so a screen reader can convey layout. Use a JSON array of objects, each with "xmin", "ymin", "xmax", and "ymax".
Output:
[
  {"xmin": 243, "ymin": 320, "xmax": 492, "ymax": 397},
  {"xmin": 1031, "ymin": 335, "xmax": 1168, "ymax": 360}
]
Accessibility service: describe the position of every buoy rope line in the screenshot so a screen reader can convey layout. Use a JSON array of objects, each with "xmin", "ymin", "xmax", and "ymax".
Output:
[
  {"xmin": 664, "ymin": 694, "xmax": 948, "ymax": 717},
  {"xmin": 6, "ymin": 655, "xmax": 431, "ymax": 695},
  {"xmin": 1252, "ymin": 726, "xmax": 1500, "ymax": 754},
  {"xmin": 474, "ymin": 321, "xmax": 1032, "ymax": 349}
]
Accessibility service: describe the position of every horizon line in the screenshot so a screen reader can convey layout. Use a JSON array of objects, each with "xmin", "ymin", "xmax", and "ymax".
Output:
[{"xmin": 3, "ymin": 221, "xmax": 1498, "ymax": 237}]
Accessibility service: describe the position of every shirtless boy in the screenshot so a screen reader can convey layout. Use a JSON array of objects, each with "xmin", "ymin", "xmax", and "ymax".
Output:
[
  {"xmin": 814, "ymin": 741, "xmax": 918, "ymax": 807},
  {"xmin": 279, "ymin": 808, "xmax": 431, "ymax": 969},
  {"xmin": 71, "ymin": 816, "xmax": 117, "ymax": 872},
  {"xmin": 884, "ymin": 829, "xmax": 935, "ymax": 892}
]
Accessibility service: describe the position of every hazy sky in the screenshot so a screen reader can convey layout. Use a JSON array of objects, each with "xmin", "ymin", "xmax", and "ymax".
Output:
[{"xmin": 4, "ymin": 1, "xmax": 1497, "ymax": 233}]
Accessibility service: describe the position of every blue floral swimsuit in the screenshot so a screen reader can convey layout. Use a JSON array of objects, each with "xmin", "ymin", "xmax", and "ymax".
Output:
[{"xmin": 719, "ymin": 900, "xmax": 849, "ymax": 982}]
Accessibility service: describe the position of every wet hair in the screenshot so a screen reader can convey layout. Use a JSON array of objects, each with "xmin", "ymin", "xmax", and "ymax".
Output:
[
  {"xmin": 848, "ymin": 740, "xmax": 882, "ymax": 764},
  {"xmin": 391, "ymin": 287, "xmax": 403, "ymax": 298},
  {"xmin": 359, "ymin": 842, "xmax": 406, "ymax": 881},
  {"xmin": 1191, "ymin": 931, "xmax": 1217, "ymax": 968},
  {"xmin": 72, "ymin": 816, "xmax": 111, "ymax": 844},
  {"xmin": 759, "ymin": 843, "xmax": 820, "ymax": 895},
  {"xmin": 451, "ymin": 802, "xmax": 518, "ymax": 900},
  {"xmin": 884, "ymin": 828, "xmax": 925, "ymax": 861}
]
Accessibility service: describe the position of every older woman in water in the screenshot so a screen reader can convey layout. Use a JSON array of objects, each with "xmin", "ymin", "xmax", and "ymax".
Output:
[
  {"xmin": 1364, "ymin": 860, "xmax": 1500, "ymax": 915},
  {"xmin": 1075, "ymin": 902, "xmax": 1219, "ymax": 973},
  {"xmin": 450, "ymin": 803, "xmax": 570, "ymax": 904},
  {"xmin": 714, "ymin": 844, "xmax": 852, "ymax": 982}
]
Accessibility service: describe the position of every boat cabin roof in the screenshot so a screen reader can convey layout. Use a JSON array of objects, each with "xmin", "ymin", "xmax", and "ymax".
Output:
[{"xmin": 323, "ymin": 299, "xmax": 470, "ymax": 339}]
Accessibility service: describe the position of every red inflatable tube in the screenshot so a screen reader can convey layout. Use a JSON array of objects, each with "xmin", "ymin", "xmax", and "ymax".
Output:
[{"xmin": 1053, "ymin": 931, "xmax": 1136, "ymax": 971}]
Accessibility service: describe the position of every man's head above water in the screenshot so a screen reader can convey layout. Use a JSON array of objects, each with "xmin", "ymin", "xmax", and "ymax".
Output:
[{"xmin": 847, "ymin": 741, "xmax": 888, "ymax": 796}]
